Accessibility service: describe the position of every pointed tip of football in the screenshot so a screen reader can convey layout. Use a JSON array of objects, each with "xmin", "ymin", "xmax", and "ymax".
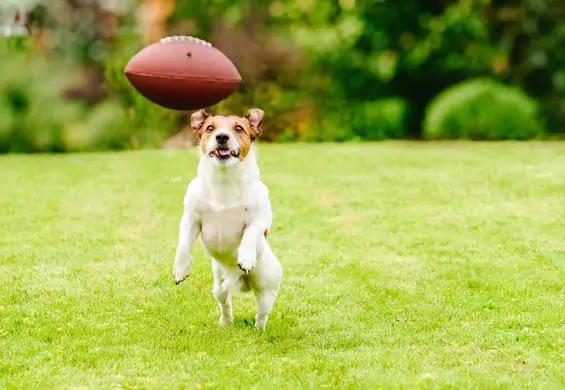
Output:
[{"xmin": 124, "ymin": 36, "xmax": 242, "ymax": 111}]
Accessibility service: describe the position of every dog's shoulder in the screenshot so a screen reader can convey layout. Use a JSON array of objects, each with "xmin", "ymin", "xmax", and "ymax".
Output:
[
  {"xmin": 249, "ymin": 178, "xmax": 268, "ymax": 193},
  {"xmin": 183, "ymin": 177, "xmax": 204, "ymax": 206},
  {"xmin": 244, "ymin": 179, "xmax": 270, "ymax": 203},
  {"xmin": 241, "ymin": 180, "xmax": 272, "ymax": 225}
]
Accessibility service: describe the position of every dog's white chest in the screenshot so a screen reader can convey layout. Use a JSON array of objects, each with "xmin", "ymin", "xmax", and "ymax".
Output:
[{"xmin": 197, "ymin": 203, "xmax": 250, "ymax": 263}]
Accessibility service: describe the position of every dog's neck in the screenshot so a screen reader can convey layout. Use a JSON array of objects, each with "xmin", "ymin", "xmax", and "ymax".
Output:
[{"xmin": 197, "ymin": 147, "xmax": 260, "ymax": 206}]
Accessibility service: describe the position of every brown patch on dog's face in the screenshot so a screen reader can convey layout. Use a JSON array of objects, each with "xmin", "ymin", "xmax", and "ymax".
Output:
[
  {"xmin": 191, "ymin": 109, "xmax": 264, "ymax": 162},
  {"xmin": 191, "ymin": 109, "xmax": 211, "ymax": 139}
]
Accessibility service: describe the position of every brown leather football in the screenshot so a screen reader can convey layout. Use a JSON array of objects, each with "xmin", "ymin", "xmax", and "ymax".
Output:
[{"xmin": 124, "ymin": 36, "xmax": 241, "ymax": 111}]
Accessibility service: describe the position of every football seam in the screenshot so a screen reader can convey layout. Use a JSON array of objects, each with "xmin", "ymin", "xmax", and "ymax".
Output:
[
  {"xmin": 160, "ymin": 36, "xmax": 213, "ymax": 47},
  {"xmin": 125, "ymin": 71, "xmax": 241, "ymax": 83}
]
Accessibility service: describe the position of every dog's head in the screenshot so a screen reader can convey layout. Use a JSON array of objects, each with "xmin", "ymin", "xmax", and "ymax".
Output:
[{"xmin": 191, "ymin": 108, "xmax": 264, "ymax": 167}]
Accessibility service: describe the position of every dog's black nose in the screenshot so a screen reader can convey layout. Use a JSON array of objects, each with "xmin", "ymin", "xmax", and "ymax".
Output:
[{"xmin": 216, "ymin": 133, "xmax": 229, "ymax": 144}]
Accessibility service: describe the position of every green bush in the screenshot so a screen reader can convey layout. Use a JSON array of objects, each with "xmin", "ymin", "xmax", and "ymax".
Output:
[
  {"xmin": 61, "ymin": 99, "xmax": 131, "ymax": 152},
  {"xmin": 0, "ymin": 53, "xmax": 82, "ymax": 153},
  {"xmin": 304, "ymin": 98, "xmax": 409, "ymax": 142},
  {"xmin": 103, "ymin": 35, "xmax": 180, "ymax": 145},
  {"xmin": 349, "ymin": 99, "xmax": 409, "ymax": 140},
  {"xmin": 0, "ymin": 43, "xmax": 179, "ymax": 153},
  {"xmin": 423, "ymin": 79, "xmax": 546, "ymax": 140}
]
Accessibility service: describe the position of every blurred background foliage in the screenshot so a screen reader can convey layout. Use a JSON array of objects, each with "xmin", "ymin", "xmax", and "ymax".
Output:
[{"xmin": 0, "ymin": 0, "xmax": 563, "ymax": 152}]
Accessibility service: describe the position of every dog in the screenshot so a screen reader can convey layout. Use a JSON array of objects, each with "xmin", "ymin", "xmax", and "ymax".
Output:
[{"xmin": 173, "ymin": 108, "xmax": 282, "ymax": 331}]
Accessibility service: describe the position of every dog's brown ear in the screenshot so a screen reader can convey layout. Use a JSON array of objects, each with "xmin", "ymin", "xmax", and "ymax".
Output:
[
  {"xmin": 245, "ymin": 108, "xmax": 264, "ymax": 140},
  {"xmin": 191, "ymin": 109, "xmax": 210, "ymax": 137}
]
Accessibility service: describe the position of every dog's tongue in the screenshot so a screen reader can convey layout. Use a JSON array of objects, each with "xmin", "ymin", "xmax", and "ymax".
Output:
[{"xmin": 218, "ymin": 149, "xmax": 231, "ymax": 156}]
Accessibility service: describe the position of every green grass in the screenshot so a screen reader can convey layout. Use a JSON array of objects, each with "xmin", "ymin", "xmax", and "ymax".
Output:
[{"xmin": 1, "ymin": 142, "xmax": 565, "ymax": 389}]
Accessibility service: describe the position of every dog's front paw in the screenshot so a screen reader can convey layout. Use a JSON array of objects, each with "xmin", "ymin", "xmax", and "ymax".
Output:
[
  {"xmin": 173, "ymin": 261, "xmax": 192, "ymax": 285},
  {"xmin": 237, "ymin": 248, "xmax": 256, "ymax": 273}
]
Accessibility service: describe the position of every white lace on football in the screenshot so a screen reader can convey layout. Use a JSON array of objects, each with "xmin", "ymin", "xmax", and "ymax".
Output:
[{"xmin": 159, "ymin": 36, "xmax": 213, "ymax": 48}]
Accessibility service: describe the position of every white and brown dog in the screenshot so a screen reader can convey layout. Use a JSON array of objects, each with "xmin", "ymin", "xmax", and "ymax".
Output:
[{"xmin": 173, "ymin": 108, "xmax": 282, "ymax": 330}]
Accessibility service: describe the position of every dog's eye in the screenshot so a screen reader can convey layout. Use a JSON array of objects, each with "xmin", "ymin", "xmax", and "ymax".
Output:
[
  {"xmin": 206, "ymin": 125, "xmax": 214, "ymax": 132},
  {"xmin": 235, "ymin": 125, "xmax": 243, "ymax": 132}
]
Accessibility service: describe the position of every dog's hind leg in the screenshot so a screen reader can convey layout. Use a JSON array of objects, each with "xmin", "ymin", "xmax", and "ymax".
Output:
[
  {"xmin": 212, "ymin": 260, "xmax": 233, "ymax": 326},
  {"xmin": 254, "ymin": 290, "xmax": 278, "ymax": 331},
  {"xmin": 251, "ymin": 246, "xmax": 282, "ymax": 331}
]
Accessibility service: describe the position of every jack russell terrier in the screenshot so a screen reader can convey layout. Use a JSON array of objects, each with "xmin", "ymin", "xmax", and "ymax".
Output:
[{"xmin": 173, "ymin": 108, "xmax": 282, "ymax": 331}]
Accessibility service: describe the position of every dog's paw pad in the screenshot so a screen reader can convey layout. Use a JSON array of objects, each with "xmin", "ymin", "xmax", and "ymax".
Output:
[
  {"xmin": 237, "ymin": 262, "xmax": 252, "ymax": 273},
  {"xmin": 173, "ymin": 263, "xmax": 192, "ymax": 285},
  {"xmin": 237, "ymin": 248, "xmax": 256, "ymax": 273}
]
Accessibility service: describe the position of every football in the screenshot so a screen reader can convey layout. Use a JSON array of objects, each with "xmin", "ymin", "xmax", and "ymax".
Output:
[{"xmin": 124, "ymin": 36, "xmax": 241, "ymax": 111}]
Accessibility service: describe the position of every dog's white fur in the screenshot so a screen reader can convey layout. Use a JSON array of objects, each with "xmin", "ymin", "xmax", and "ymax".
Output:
[{"xmin": 173, "ymin": 111, "xmax": 282, "ymax": 330}]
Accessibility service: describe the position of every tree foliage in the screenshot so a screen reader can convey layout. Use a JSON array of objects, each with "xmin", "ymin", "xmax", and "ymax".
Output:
[
  {"xmin": 1, "ymin": 0, "xmax": 564, "ymax": 152},
  {"xmin": 167, "ymin": 0, "xmax": 564, "ymax": 137}
]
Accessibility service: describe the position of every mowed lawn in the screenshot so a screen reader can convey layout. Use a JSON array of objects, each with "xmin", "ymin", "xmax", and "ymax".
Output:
[{"xmin": 1, "ymin": 143, "xmax": 565, "ymax": 389}]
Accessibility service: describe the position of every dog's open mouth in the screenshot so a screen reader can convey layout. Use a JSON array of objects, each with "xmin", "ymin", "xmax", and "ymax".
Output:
[{"xmin": 209, "ymin": 147, "xmax": 239, "ymax": 160}]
